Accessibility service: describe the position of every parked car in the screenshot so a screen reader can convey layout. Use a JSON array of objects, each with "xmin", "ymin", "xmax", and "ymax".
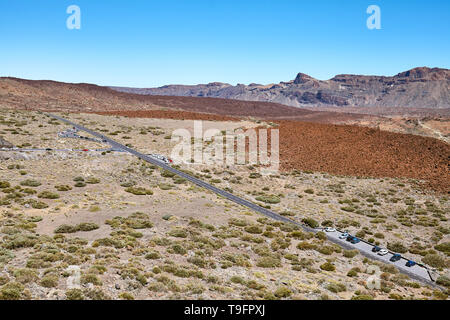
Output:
[
  {"xmin": 339, "ymin": 232, "xmax": 348, "ymax": 239},
  {"xmin": 350, "ymin": 237, "xmax": 360, "ymax": 244},
  {"xmin": 378, "ymin": 249, "xmax": 389, "ymax": 256},
  {"xmin": 372, "ymin": 246, "xmax": 381, "ymax": 253},
  {"xmin": 390, "ymin": 254, "xmax": 402, "ymax": 262},
  {"xmin": 324, "ymin": 227, "xmax": 336, "ymax": 232},
  {"xmin": 406, "ymin": 260, "xmax": 416, "ymax": 267},
  {"xmin": 346, "ymin": 235, "xmax": 354, "ymax": 242}
]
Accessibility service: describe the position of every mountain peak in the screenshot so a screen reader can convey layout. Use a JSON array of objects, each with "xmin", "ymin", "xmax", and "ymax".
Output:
[
  {"xmin": 293, "ymin": 72, "xmax": 316, "ymax": 84},
  {"xmin": 395, "ymin": 67, "xmax": 450, "ymax": 80}
]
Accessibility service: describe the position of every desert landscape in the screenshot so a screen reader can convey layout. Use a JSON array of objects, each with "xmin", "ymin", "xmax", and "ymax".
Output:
[{"xmin": 0, "ymin": 75, "xmax": 449, "ymax": 300}]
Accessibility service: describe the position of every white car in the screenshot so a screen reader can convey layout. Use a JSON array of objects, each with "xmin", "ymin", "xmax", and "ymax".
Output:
[
  {"xmin": 149, "ymin": 154, "xmax": 172, "ymax": 165},
  {"xmin": 378, "ymin": 249, "xmax": 389, "ymax": 256},
  {"xmin": 324, "ymin": 227, "xmax": 336, "ymax": 232},
  {"xmin": 339, "ymin": 232, "xmax": 349, "ymax": 239}
]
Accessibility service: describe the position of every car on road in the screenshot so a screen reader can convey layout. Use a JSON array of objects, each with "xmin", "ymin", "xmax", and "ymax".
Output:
[
  {"xmin": 350, "ymin": 237, "xmax": 360, "ymax": 244},
  {"xmin": 372, "ymin": 246, "xmax": 381, "ymax": 253},
  {"xmin": 45, "ymin": 148, "xmax": 52, "ymax": 151},
  {"xmin": 339, "ymin": 232, "xmax": 349, "ymax": 239},
  {"xmin": 346, "ymin": 235, "xmax": 354, "ymax": 242},
  {"xmin": 390, "ymin": 254, "xmax": 402, "ymax": 262},
  {"xmin": 149, "ymin": 153, "xmax": 172, "ymax": 165},
  {"xmin": 324, "ymin": 227, "xmax": 336, "ymax": 232},
  {"xmin": 378, "ymin": 249, "xmax": 389, "ymax": 256},
  {"xmin": 406, "ymin": 260, "xmax": 416, "ymax": 267}
]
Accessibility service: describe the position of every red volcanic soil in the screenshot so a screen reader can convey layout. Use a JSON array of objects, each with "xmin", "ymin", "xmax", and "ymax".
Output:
[
  {"xmin": 0, "ymin": 77, "xmax": 373, "ymax": 124},
  {"xmin": 276, "ymin": 121, "xmax": 450, "ymax": 193},
  {"xmin": 93, "ymin": 110, "xmax": 239, "ymax": 121}
]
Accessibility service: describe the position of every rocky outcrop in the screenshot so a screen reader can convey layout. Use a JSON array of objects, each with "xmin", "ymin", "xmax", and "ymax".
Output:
[{"xmin": 111, "ymin": 67, "xmax": 450, "ymax": 109}]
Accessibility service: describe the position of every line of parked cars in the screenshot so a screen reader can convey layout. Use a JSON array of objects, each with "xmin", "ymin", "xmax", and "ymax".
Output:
[{"xmin": 324, "ymin": 228, "xmax": 417, "ymax": 268}]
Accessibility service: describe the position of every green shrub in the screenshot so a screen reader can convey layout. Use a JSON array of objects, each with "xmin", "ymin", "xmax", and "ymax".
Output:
[
  {"xmin": 40, "ymin": 275, "xmax": 59, "ymax": 288},
  {"xmin": 20, "ymin": 179, "xmax": 41, "ymax": 187},
  {"xmin": 327, "ymin": 282, "xmax": 346, "ymax": 293},
  {"xmin": 119, "ymin": 292, "xmax": 134, "ymax": 300},
  {"xmin": 80, "ymin": 273, "xmax": 102, "ymax": 286},
  {"xmin": 66, "ymin": 289, "xmax": 84, "ymax": 300},
  {"xmin": 256, "ymin": 256, "xmax": 282, "ymax": 268},
  {"xmin": 125, "ymin": 187, "xmax": 153, "ymax": 195},
  {"xmin": 77, "ymin": 223, "xmax": 99, "ymax": 232},
  {"xmin": 436, "ymin": 276, "xmax": 450, "ymax": 287},
  {"xmin": 387, "ymin": 242, "xmax": 407, "ymax": 254},
  {"xmin": 255, "ymin": 195, "xmax": 280, "ymax": 204},
  {"xmin": 302, "ymin": 218, "xmax": 319, "ymax": 228},
  {"xmin": 435, "ymin": 242, "xmax": 450, "ymax": 255},
  {"xmin": 245, "ymin": 225, "xmax": 263, "ymax": 234},
  {"xmin": 74, "ymin": 182, "xmax": 86, "ymax": 188},
  {"xmin": 55, "ymin": 185, "xmax": 72, "ymax": 191},
  {"xmin": 38, "ymin": 191, "xmax": 59, "ymax": 199},
  {"xmin": 274, "ymin": 286, "xmax": 292, "ymax": 298},
  {"xmin": 0, "ymin": 181, "xmax": 11, "ymax": 189},
  {"xmin": 320, "ymin": 262, "xmax": 335, "ymax": 271},
  {"xmin": 422, "ymin": 254, "xmax": 448, "ymax": 268},
  {"xmin": 85, "ymin": 177, "xmax": 100, "ymax": 184},
  {"xmin": 13, "ymin": 268, "xmax": 38, "ymax": 284},
  {"xmin": 343, "ymin": 250, "xmax": 359, "ymax": 258},
  {"xmin": 0, "ymin": 282, "xmax": 24, "ymax": 300},
  {"xmin": 54, "ymin": 225, "xmax": 78, "ymax": 234},
  {"xmin": 351, "ymin": 294, "xmax": 373, "ymax": 300}
]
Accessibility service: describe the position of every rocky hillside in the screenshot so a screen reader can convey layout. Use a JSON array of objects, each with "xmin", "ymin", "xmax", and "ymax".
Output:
[{"xmin": 111, "ymin": 67, "xmax": 450, "ymax": 109}]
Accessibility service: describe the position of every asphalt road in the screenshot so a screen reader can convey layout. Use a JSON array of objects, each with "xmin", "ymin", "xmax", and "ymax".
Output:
[{"xmin": 45, "ymin": 113, "xmax": 436, "ymax": 286}]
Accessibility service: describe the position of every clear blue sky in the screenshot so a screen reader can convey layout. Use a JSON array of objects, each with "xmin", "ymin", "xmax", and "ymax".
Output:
[{"xmin": 0, "ymin": 0, "xmax": 449, "ymax": 87}]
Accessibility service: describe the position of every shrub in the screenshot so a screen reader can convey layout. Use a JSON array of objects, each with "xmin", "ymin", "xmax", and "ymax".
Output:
[
  {"xmin": 435, "ymin": 242, "xmax": 450, "ymax": 255},
  {"xmin": 119, "ymin": 292, "xmax": 134, "ymax": 300},
  {"xmin": 74, "ymin": 182, "xmax": 86, "ymax": 187},
  {"xmin": 304, "ymin": 189, "xmax": 314, "ymax": 194},
  {"xmin": 40, "ymin": 275, "xmax": 59, "ymax": 288},
  {"xmin": 343, "ymin": 250, "xmax": 359, "ymax": 258},
  {"xmin": 255, "ymin": 195, "xmax": 280, "ymax": 204},
  {"xmin": 38, "ymin": 191, "xmax": 59, "ymax": 199},
  {"xmin": 351, "ymin": 294, "xmax": 373, "ymax": 300},
  {"xmin": 274, "ymin": 286, "xmax": 292, "ymax": 298},
  {"xmin": 80, "ymin": 273, "xmax": 102, "ymax": 286},
  {"xmin": 436, "ymin": 276, "xmax": 450, "ymax": 287},
  {"xmin": 85, "ymin": 177, "xmax": 100, "ymax": 184},
  {"xmin": 302, "ymin": 218, "xmax": 319, "ymax": 228},
  {"xmin": 0, "ymin": 282, "xmax": 24, "ymax": 300},
  {"xmin": 145, "ymin": 251, "xmax": 161, "ymax": 260},
  {"xmin": 387, "ymin": 242, "xmax": 407, "ymax": 254},
  {"xmin": 256, "ymin": 256, "xmax": 282, "ymax": 268},
  {"xmin": 245, "ymin": 225, "xmax": 263, "ymax": 234},
  {"xmin": 161, "ymin": 170, "xmax": 176, "ymax": 178},
  {"xmin": 66, "ymin": 289, "xmax": 84, "ymax": 300},
  {"xmin": 125, "ymin": 187, "xmax": 153, "ymax": 195},
  {"xmin": 422, "ymin": 254, "xmax": 448, "ymax": 268},
  {"xmin": 320, "ymin": 262, "xmax": 335, "ymax": 271},
  {"xmin": 327, "ymin": 282, "xmax": 346, "ymax": 293},
  {"xmin": 20, "ymin": 179, "xmax": 41, "ymax": 187},
  {"xmin": 347, "ymin": 269, "xmax": 358, "ymax": 277},
  {"xmin": 0, "ymin": 181, "xmax": 11, "ymax": 189},
  {"xmin": 55, "ymin": 185, "xmax": 72, "ymax": 191},
  {"xmin": 168, "ymin": 228, "xmax": 188, "ymax": 238},
  {"xmin": 77, "ymin": 223, "xmax": 99, "ymax": 232},
  {"xmin": 13, "ymin": 268, "xmax": 38, "ymax": 284},
  {"xmin": 54, "ymin": 225, "xmax": 78, "ymax": 234}
]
